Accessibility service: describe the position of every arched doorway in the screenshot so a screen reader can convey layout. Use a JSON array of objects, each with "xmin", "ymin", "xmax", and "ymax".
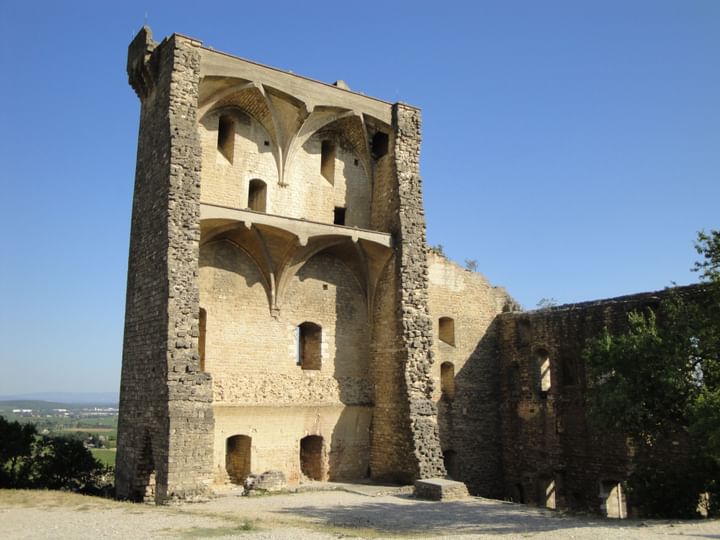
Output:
[
  {"xmin": 300, "ymin": 435, "xmax": 325, "ymax": 481},
  {"xmin": 226, "ymin": 435, "xmax": 251, "ymax": 484}
]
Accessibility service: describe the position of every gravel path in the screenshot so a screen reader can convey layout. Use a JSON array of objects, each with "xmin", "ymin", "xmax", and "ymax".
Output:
[{"xmin": 1, "ymin": 487, "xmax": 718, "ymax": 539}]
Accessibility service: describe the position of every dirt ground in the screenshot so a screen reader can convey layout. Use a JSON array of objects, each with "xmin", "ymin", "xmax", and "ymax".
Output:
[{"xmin": 1, "ymin": 485, "xmax": 719, "ymax": 539}]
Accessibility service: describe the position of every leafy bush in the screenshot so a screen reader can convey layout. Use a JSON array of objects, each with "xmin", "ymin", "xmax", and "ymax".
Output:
[
  {"xmin": 0, "ymin": 415, "xmax": 111, "ymax": 494},
  {"xmin": 583, "ymin": 230, "xmax": 720, "ymax": 518}
]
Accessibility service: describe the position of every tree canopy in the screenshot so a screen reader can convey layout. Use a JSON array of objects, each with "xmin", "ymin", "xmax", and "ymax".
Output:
[
  {"xmin": 584, "ymin": 230, "xmax": 720, "ymax": 518},
  {"xmin": 0, "ymin": 416, "xmax": 110, "ymax": 494}
]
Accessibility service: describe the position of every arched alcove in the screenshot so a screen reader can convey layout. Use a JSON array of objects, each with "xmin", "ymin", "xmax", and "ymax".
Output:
[
  {"xmin": 226, "ymin": 435, "xmax": 251, "ymax": 484},
  {"xmin": 248, "ymin": 179, "xmax": 267, "ymax": 212},
  {"xmin": 300, "ymin": 435, "xmax": 325, "ymax": 480}
]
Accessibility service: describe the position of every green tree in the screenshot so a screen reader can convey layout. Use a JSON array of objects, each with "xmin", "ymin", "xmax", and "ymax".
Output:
[
  {"xmin": 33, "ymin": 435, "xmax": 107, "ymax": 492},
  {"xmin": 583, "ymin": 230, "xmax": 720, "ymax": 518},
  {"xmin": 0, "ymin": 416, "xmax": 36, "ymax": 487},
  {"xmin": 0, "ymin": 415, "xmax": 110, "ymax": 494}
]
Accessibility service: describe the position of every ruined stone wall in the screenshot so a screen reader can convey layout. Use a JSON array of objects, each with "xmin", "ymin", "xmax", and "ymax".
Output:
[
  {"xmin": 495, "ymin": 289, "xmax": 682, "ymax": 512},
  {"xmin": 369, "ymin": 104, "xmax": 445, "ymax": 482},
  {"xmin": 117, "ymin": 29, "xmax": 213, "ymax": 502},
  {"xmin": 121, "ymin": 28, "xmax": 446, "ymax": 497},
  {"xmin": 426, "ymin": 253, "xmax": 516, "ymax": 497}
]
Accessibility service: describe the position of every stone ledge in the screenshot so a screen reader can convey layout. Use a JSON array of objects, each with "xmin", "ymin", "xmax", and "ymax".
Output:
[{"xmin": 414, "ymin": 478, "xmax": 469, "ymax": 501}]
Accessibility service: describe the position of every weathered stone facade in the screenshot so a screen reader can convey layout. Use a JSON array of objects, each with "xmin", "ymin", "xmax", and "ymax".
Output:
[
  {"xmin": 493, "ymin": 286, "xmax": 705, "ymax": 516},
  {"xmin": 118, "ymin": 27, "xmax": 702, "ymax": 514},
  {"xmin": 116, "ymin": 28, "xmax": 213, "ymax": 503},
  {"xmin": 118, "ymin": 28, "xmax": 451, "ymax": 501}
]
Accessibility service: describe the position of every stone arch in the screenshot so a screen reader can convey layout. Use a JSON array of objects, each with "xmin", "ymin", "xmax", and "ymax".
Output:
[
  {"xmin": 284, "ymin": 251, "xmax": 369, "ymax": 380},
  {"xmin": 198, "ymin": 103, "xmax": 279, "ymax": 210},
  {"xmin": 200, "ymin": 239, "xmax": 271, "ymax": 310},
  {"xmin": 275, "ymin": 238, "xmax": 368, "ymax": 311},
  {"xmin": 281, "ymin": 111, "xmax": 371, "ymax": 226},
  {"xmin": 199, "ymin": 240, "xmax": 272, "ymax": 374}
]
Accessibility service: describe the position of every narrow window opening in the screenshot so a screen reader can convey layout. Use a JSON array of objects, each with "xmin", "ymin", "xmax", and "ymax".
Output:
[
  {"xmin": 371, "ymin": 132, "xmax": 389, "ymax": 159},
  {"xmin": 297, "ymin": 322, "xmax": 322, "ymax": 370},
  {"xmin": 441, "ymin": 361, "xmax": 456, "ymax": 401},
  {"xmin": 248, "ymin": 179, "xmax": 267, "ymax": 212},
  {"xmin": 354, "ymin": 158, "xmax": 359, "ymax": 166},
  {"xmin": 537, "ymin": 348, "xmax": 551, "ymax": 395},
  {"xmin": 226, "ymin": 435, "xmax": 252, "ymax": 485},
  {"xmin": 320, "ymin": 140, "xmax": 335, "ymax": 183},
  {"xmin": 199, "ymin": 308, "xmax": 207, "ymax": 372},
  {"xmin": 333, "ymin": 207, "xmax": 346, "ymax": 225},
  {"xmin": 263, "ymin": 140, "xmax": 270, "ymax": 146},
  {"xmin": 300, "ymin": 435, "xmax": 325, "ymax": 481},
  {"xmin": 439, "ymin": 317, "xmax": 455, "ymax": 346},
  {"xmin": 217, "ymin": 115, "xmax": 235, "ymax": 162}
]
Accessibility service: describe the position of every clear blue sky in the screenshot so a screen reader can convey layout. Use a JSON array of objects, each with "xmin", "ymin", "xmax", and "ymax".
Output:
[{"xmin": 1, "ymin": 1, "xmax": 718, "ymax": 394}]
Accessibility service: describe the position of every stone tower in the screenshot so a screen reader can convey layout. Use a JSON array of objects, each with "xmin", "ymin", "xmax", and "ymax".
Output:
[{"xmin": 116, "ymin": 27, "xmax": 446, "ymax": 502}]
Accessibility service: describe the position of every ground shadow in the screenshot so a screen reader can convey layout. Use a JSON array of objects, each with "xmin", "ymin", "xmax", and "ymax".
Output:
[{"xmin": 274, "ymin": 494, "xmax": 648, "ymax": 536}]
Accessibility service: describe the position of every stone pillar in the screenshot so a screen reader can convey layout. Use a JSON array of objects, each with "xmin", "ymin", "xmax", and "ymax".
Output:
[
  {"xmin": 392, "ymin": 104, "xmax": 446, "ymax": 479},
  {"xmin": 369, "ymin": 104, "xmax": 445, "ymax": 482},
  {"xmin": 115, "ymin": 27, "xmax": 214, "ymax": 503}
]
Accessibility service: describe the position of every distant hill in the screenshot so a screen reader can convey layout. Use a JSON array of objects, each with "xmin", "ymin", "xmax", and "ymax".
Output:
[
  {"xmin": 0, "ymin": 400, "xmax": 78, "ymax": 410},
  {"xmin": 0, "ymin": 392, "xmax": 118, "ymax": 405}
]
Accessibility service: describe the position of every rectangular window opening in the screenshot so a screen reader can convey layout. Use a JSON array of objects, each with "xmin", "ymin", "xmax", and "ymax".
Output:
[
  {"xmin": 372, "ymin": 132, "xmax": 389, "ymax": 159},
  {"xmin": 217, "ymin": 115, "xmax": 235, "ymax": 163},
  {"xmin": 321, "ymin": 140, "xmax": 335, "ymax": 183},
  {"xmin": 333, "ymin": 207, "xmax": 346, "ymax": 225}
]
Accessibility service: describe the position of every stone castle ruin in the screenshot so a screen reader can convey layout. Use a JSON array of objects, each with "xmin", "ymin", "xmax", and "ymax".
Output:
[{"xmin": 116, "ymin": 27, "xmax": 681, "ymax": 516}]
